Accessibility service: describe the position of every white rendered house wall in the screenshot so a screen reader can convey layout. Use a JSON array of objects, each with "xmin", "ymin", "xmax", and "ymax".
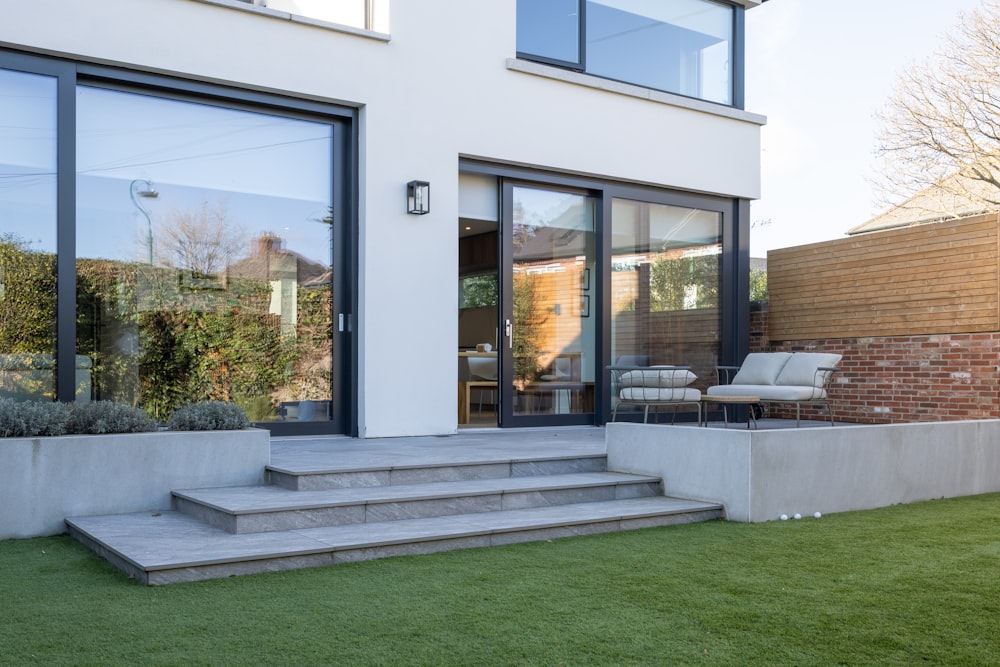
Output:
[{"xmin": 1, "ymin": 0, "xmax": 765, "ymax": 437}]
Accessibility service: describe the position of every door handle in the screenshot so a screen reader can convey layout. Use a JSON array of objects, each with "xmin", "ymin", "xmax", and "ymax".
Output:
[{"xmin": 504, "ymin": 319, "xmax": 513, "ymax": 349}]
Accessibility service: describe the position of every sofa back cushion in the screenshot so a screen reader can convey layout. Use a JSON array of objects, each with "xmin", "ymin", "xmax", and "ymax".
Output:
[
  {"xmin": 775, "ymin": 353, "xmax": 842, "ymax": 387},
  {"xmin": 731, "ymin": 353, "xmax": 791, "ymax": 386},
  {"xmin": 620, "ymin": 367, "xmax": 696, "ymax": 388}
]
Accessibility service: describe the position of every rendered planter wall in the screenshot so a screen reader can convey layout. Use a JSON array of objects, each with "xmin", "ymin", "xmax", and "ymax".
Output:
[
  {"xmin": 1, "ymin": 429, "xmax": 269, "ymax": 539},
  {"xmin": 607, "ymin": 421, "xmax": 1000, "ymax": 522}
]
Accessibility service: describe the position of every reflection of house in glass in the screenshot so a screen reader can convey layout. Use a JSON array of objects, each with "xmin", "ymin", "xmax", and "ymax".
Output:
[
  {"xmin": 229, "ymin": 234, "xmax": 329, "ymax": 339},
  {"xmin": 228, "ymin": 233, "xmax": 334, "ymax": 420}
]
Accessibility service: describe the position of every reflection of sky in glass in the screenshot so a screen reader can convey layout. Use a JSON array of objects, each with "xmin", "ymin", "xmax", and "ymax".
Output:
[
  {"xmin": 516, "ymin": 0, "xmax": 580, "ymax": 62},
  {"xmin": 76, "ymin": 86, "xmax": 333, "ymax": 266},
  {"xmin": 514, "ymin": 187, "xmax": 591, "ymax": 231},
  {"xmin": 0, "ymin": 68, "xmax": 57, "ymax": 252},
  {"xmin": 611, "ymin": 198, "xmax": 721, "ymax": 255},
  {"xmin": 587, "ymin": 0, "xmax": 732, "ymax": 104}
]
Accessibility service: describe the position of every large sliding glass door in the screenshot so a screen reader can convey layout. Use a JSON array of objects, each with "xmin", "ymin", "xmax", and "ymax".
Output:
[
  {"xmin": 501, "ymin": 183, "xmax": 597, "ymax": 426},
  {"xmin": 463, "ymin": 162, "xmax": 744, "ymax": 431},
  {"xmin": 75, "ymin": 86, "xmax": 338, "ymax": 427},
  {"xmin": 609, "ymin": 198, "xmax": 723, "ymax": 420},
  {"xmin": 1, "ymin": 52, "xmax": 355, "ymax": 435}
]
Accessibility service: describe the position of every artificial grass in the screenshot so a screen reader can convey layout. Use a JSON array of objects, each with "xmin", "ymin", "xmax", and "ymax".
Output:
[{"xmin": 2, "ymin": 493, "xmax": 998, "ymax": 666}]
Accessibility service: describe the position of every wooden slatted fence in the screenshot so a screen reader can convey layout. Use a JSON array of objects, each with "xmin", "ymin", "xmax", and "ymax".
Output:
[{"xmin": 767, "ymin": 214, "xmax": 1000, "ymax": 341}]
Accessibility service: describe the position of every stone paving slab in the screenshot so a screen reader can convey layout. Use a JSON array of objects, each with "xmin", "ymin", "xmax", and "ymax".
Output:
[
  {"xmin": 66, "ymin": 496, "xmax": 721, "ymax": 573},
  {"xmin": 174, "ymin": 472, "xmax": 660, "ymax": 513},
  {"xmin": 268, "ymin": 426, "xmax": 607, "ymax": 474}
]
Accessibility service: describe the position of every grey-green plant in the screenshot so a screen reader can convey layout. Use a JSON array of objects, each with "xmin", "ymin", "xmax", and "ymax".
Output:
[
  {"xmin": 166, "ymin": 401, "xmax": 251, "ymax": 431},
  {"xmin": 0, "ymin": 398, "xmax": 71, "ymax": 437},
  {"xmin": 66, "ymin": 400, "xmax": 158, "ymax": 435}
]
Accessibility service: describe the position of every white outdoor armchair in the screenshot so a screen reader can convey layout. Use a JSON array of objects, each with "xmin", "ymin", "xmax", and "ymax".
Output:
[{"xmin": 609, "ymin": 365, "xmax": 701, "ymax": 424}]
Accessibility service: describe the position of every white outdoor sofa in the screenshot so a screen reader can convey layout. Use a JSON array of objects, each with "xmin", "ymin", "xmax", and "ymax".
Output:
[
  {"xmin": 706, "ymin": 352, "xmax": 842, "ymax": 426},
  {"xmin": 609, "ymin": 365, "xmax": 701, "ymax": 424}
]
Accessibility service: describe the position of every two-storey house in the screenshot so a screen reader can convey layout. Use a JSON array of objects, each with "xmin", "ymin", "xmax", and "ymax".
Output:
[{"xmin": 0, "ymin": 0, "xmax": 766, "ymax": 438}]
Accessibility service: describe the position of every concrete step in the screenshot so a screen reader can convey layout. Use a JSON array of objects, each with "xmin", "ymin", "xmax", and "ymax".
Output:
[
  {"xmin": 66, "ymin": 496, "xmax": 724, "ymax": 585},
  {"xmin": 266, "ymin": 453, "xmax": 608, "ymax": 490},
  {"xmin": 172, "ymin": 472, "xmax": 663, "ymax": 534}
]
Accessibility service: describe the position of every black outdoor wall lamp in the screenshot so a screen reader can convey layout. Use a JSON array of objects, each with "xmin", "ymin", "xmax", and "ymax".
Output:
[{"xmin": 407, "ymin": 180, "xmax": 430, "ymax": 215}]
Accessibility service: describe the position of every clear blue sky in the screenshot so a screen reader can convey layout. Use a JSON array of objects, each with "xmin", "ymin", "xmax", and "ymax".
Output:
[{"xmin": 745, "ymin": 0, "xmax": 984, "ymax": 257}]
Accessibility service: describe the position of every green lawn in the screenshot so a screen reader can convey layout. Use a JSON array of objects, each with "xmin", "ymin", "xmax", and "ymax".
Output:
[{"xmin": 2, "ymin": 494, "xmax": 999, "ymax": 666}]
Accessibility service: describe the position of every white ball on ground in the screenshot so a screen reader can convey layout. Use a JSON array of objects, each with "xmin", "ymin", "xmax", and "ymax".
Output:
[
  {"xmin": 779, "ymin": 514, "xmax": 788, "ymax": 521},
  {"xmin": 793, "ymin": 513, "xmax": 802, "ymax": 520},
  {"xmin": 814, "ymin": 512, "xmax": 822, "ymax": 519}
]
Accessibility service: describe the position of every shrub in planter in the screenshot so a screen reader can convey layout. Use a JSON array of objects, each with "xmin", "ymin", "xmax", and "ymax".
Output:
[
  {"xmin": 0, "ymin": 397, "xmax": 71, "ymax": 437},
  {"xmin": 167, "ymin": 401, "xmax": 251, "ymax": 431},
  {"xmin": 67, "ymin": 401, "xmax": 158, "ymax": 435}
]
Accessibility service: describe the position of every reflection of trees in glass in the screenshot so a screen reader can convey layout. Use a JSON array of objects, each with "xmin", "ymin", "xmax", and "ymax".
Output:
[
  {"xmin": 6, "ymin": 209, "xmax": 333, "ymax": 419},
  {"xmin": 272, "ymin": 284, "xmax": 332, "ymax": 404},
  {"xmin": 76, "ymin": 259, "xmax": 295, "ymax": 420},
  {"xmin": 512, "ymin": 272, "xmax": 548, "ymax": 389},
  {"xmin": 0, "ymin": 235, "xmax": 56, "ymax": 355},
  {"xmin": 649, "ymin": 254, "xmax": 719, "ymax": 311},
  {"xmin": 511, "ymin": 200, "xmax": 538, "ymax": 251},
  {"xmin": 155, "ymin": 200, "xmax": 246, "ymax": 275},
  {"xmin": 750, "ymin": 269, "xmax": 768, "ymax": 302},
  {"xmin": 138, "ymin": 306, "xmax": 292, "ymax": 420},
  {"xmin": 0, "ymin": 236, "xmax": 57, "ymax": 399}
]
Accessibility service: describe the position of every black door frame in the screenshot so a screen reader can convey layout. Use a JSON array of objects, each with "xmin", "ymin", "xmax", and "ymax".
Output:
[
  {"xmin": 461, "ymin": 158, "xmax": 749, "ymax": 427},
  {"xmin": 498, "ymin": 178, "xmax": 601, "ymax": 428}
]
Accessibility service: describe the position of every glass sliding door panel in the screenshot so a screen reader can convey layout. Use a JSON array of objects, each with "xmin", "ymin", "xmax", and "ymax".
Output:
[
  {"xmin": 511, "ymin": 186, "xmax": 595, "ymax": 417},
  {"xmin": 75, "ymin": 86, "xmax": 334, "ymax": 424},
  {"xmin": 610, "ymin": 198, "xmax": 721, "ymax": 417},
  {"xmin": 0, "ymin": 69, "xmax": 59, "ymax": 401}
]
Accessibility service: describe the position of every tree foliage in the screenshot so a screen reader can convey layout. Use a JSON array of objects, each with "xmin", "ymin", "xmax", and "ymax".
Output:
[
  {"xmin": 0, "ymin": 235, "xmax": 56, "ymax": 355},
  {"xmin": 750, "ymin": 268, "xmax": 768, "ymax": 302},
  {"xmin": 648, "ymin": 254, "xmax": 719, "ymax": 311},
  {"xmin": 875, "ymin": 0, "xmax": 1000, "ymax": 215}
]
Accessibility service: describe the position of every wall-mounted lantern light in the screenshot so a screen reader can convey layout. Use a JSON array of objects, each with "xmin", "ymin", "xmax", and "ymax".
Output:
[{"xmin": 407, "ymin": 180, "xmax": 430, "ymax": 215}]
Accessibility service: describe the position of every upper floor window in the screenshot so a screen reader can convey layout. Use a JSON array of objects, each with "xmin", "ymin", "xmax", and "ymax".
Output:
[
  {"xmin": 517, "ymin": 0, "xmax": 738, "ymax": 106},
  {"xmin": 233, "ymin": 0, "xmax": 382, "ymax": 32}
]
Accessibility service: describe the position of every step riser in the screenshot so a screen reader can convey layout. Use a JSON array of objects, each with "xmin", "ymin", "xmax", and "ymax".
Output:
[
  {"xmin": 176, "ymin": 481, "xmax": 663, "ymax": 534},
  {"xmin": 269, "ymin": 456, "xmax": 607, "ymax": 491},
  {"xmin": 141, "ymin": 508, "xmax": 724, "ymax": 585}
]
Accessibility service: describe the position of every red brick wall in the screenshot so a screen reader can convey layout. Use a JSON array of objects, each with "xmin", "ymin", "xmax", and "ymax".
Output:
[{"xmin": 750, "ymin": 302, "xmax": 1000, "ymax": 424}]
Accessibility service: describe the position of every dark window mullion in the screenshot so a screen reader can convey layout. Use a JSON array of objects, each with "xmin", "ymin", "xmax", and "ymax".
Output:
[{"xmin": 56, "ymin": 70, "xmax": 76, "ymax": 402}]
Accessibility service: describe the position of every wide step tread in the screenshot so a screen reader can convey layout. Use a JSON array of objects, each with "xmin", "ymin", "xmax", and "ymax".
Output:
[
  {"xmin": 66, "ymin": 496, "xmax": 723, "ymax": 584},
  {"xmin": 175, "ymin": 472, "xmax": 661, "ymax": 513}
]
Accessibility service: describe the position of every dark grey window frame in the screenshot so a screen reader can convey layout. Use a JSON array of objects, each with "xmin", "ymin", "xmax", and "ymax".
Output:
[
  {"xmin": 516, "ymin": 0, "xmax": 746, "ymax": 109},
  {"xmin": 0, "ymin": 49, "xmax": 360, "ymax": 436}
]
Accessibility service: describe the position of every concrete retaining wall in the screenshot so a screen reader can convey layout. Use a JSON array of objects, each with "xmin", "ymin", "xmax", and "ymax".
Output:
[
  {"xmin": 1, "ymin": 429, "xmax": 270, "ymax": 539},
  {"xmin": 606, "ymin": 421, "xmax": 1000, "ymax": 522}
]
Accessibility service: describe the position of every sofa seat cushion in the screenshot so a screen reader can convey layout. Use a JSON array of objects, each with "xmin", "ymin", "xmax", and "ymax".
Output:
[
  {"xmin": 731, "ymin": 352, "xmax": 792, "ymax": 385},
  {"xmin": 774, "ymin": 353, "xmax": 842, "ymax": 388},
  {"xmin": 620, "ymin": 387, "xmax": 701, "ymax": 402},
  {"xmin": 620, "ymin": 367, "xmax": 696, "ymax": 388},
  {"xmin": 707, "ymin": 384, "xmax": 826, "ymax": 401}
]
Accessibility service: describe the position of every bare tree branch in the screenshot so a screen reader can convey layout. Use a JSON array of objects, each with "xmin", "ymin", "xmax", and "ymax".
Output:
[
  {"xmin": 874, "ymin": 1, "xmax": 1000, "ymax": 218},
  {"xmin": 155, "ymin": 200, "xmax": 247, "ymax": 275}
]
